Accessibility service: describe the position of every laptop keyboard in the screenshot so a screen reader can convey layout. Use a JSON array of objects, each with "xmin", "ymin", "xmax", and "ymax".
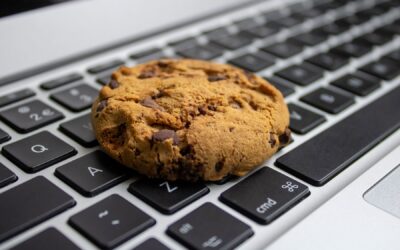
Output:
[{"xmin": 1, "ymin": 0, "xmax": 400, "ymax": 249}]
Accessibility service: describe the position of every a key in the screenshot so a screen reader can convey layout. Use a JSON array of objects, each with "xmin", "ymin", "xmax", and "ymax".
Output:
[
  {"xmin": 243, "ymin": 24, "xmax": 279, "ymax": 38},
  {"xmin": 69, "ymin": 194, "xmax": 155, "ymax": 249},
  {"xmin": 133, "ymin": 238, "xmax": 170, "ymax": 250},
  {"xmin": 387, "ymin": 49, "xmax": 400, "ymax": 62},
  {"xmin": 168, "ymin": 37, "xmax": 198, "ymax": 50},
  {"xmin": 203, "ymin": 27, "xmax": 230, "ymax": 40},
  {"xmin": 306, "ymin": 52, "xmax": 349, "ymax": 71},
  {"xmin": 96, "ymin": 75, "xmax": 111, "ymax": 86},
  {"xmin": 291, "ymin": 8, "xmax": 322, "ymax": 19},
  {"xmin": 331, "ymin": 41, "xmax": 371, "ymax": 58},
  {"xmin": 275, "ymin": 63, "xmax": 323, "ymax": 86},
  {"xmin": 51, "ymin": 84, "xmax": 98, "ymax": 112},
  {"xmin": 290, "ymin": 31, "xmax": 326, "ymax": 46},
  {"xmin": 40, "ymin": 73, "xmax": 83, "ymax": 90},
  {"xmin": 228, "ymin": 53, "xmax": 274, "ymax": 72},
  {"xmin": 301, "ymin": 87, "xmax": 354, "ymax": 114},
  {"xmin": 270, "ymin": 15, "xmax": 303, "ymax": 28},
  {"xmin": 0, "ymin": 163, "xmax": 17, "ymax": 188},
  {"xmin": 331, "ymin": 73, "xmax": 380, "ymax": 96},
  {"xmin": 276, "ymin": 85, "xmax": 400, "ymax": 186},
  {"xmin": 2, "ymin": 131, "xmax": 76, "ymax": 173},
  {"xmin": 316, "ymin": 21, "xmax": 350, "ymax": 35},
  {"xmin": 176, "ymin": 45, "xmax": 223, "ymax": 60},
  {"xmin": 288, "ymin": 103, "xmax": 326, "ymax": 134},
  {"xmin": 128, "ymin": 179, "xmax": 209, "ymax": 214},
  {"xmin": 130, "ymin": 48, "xmax": 165, "ymax": 61},
  {"xmin": 55, "ymin": 151, "xmax": 128, "ymax": 197},
  {"xmin": 0, "ymin": 100, "xmax": 64, "ymax": 133},
  {"xmin": 59, "ymin": 114, "xmax": 97, "ymax": 147},
  {"xmin": 10, "ymin": 228, "xmax": 80, "ymax": 250},
  {"xmin": 0, "ymin": 89, "xmax": 35, "ymax": 108},
  {"xmin": 167, "ymin": 203, "xmax": 253, "ymax": 250},
  {"xmin": 220, "ymin": 167, "xmax": 309, "ymax": 224},
  {"xmin": 264, "ymin": 77, "xmax": 295, "ymax": 97},
  {"xmin": 262, "ymin": 41, "xmax": 303, "ymax": 58},
  {"xmin": 0, "ymin": 128, "xmax": 10, "ymax": 144},
  {"xmin": 234, "ymin": 18, "xmax": 258, "ymax": 30},
  {"xmin": 210, "ymin": 32, "xmax": 253, "ymax": 50},
  {"xmin": 87, "ymin": 59, "xmax": 124, "ymax": 74},
  {"xmin": 261, "ymin": 10, "xmax": 285, "ymax": 21},
  {"xmin": 0, "ymin": 176, "xmax": 75, "ymax": 242},
  {"xmin": 360, "ymin": 57, "xmax": 400, "ymax": 80},
  {"xmin": 355, "ymin": 31, "xmax": 393, "ymax": 46}
]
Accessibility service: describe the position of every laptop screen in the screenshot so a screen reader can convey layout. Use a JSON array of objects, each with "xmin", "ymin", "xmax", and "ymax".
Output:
[{"xmin": 0, "ymin": 0, "xmax": 74, "ymax": 18}]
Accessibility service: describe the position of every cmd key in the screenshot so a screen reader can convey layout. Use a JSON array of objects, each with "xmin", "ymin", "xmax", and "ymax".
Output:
[
  {"xmin": 276, "ymin": 85, "xmax": 400, "ymax": 186},
  {"xmin": 0, "ymin": 176, "xmax": 76, "ymax": 242}
]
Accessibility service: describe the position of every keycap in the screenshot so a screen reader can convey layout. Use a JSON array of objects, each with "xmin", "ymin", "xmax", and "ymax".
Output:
[
  {"xmin": 387, "ymin": 49, "xmax": 400, "ymax": 62},
  {"xmin": 228, "ymin": 53, "xmax": 274, "ymax": 72},
  {"xmin": 360, "ymin": 57, "xmax": 400, "ymax": 80},
  {"xmin": 306, "ymin": 52, "xmax": 349, "ymax": 71},
  {"xmin": 275, "ymin": 64, "xmax": 324, "ymax": 86},
  {"xmin": 130, "ymin": 48, "xmax": 164, "ymax": 61},
  {"xmin": 168, "ymin": 37, "xmax": 198, "ymax": 50},
  {"xmin": 234, "ymin": 18, "xmax": 258, "ymax": 30},
  {"xmin": 10, "ymin": 228, "xmax": 80, "ymax": 250},
  {"xmin": 69, "ymin": 194, "xmax": 155, "ymax": 249},
  {"xmin": 2, "ymin": 131, "xmax": 76, "ymax": 173},
  {"xmin": 128, "ymin": 179, "xmax": 209, "ymax": 214},
  {"xmin": 261, "ymin": 10, "xmax": 285, "ymax": 21},
  {"xmin": 0, "ymin": 163, "xmax": 17, "ymax": 188},
  {"xmin": 291, "ymin": 8, "xmax": 322, "ymax": 19},
  {"xmin": 262, "ymin": 41, "xmax": 303, "ymax": 58},
  {"xmin": 290, "ymin": 31, "xmax": 326, "ymax": 46},
  {"xmin": 220, "ymin": 167, "xmax": 309, "ymax": 224},
  {"xmin": 203, "ymin": 27, "xmax": 230, "ymax": 40},
  {"xmin": 0, "ymin": 176, "xmax": 75, "ymax": 242},
  {"xmin": 276, "ymin": 85, "xmax": 400, "ymax": 186},
  {"xmin": 355, "ymin": 31, "xmax": 393, "ymax": 46},
  {"xmin": 59, "ymin": 114, "xmax": 97, "ymax": 147},
  {"xmin": 331, "ymin": 73, "xmax": 380, "ymax": 96},
  {"xmin": 0, "ymin": 128, "xmax": 10, "ymax": 144},
  {"xmin": 380, "ymin": 22, "xmax": 400, "ymax": 35},
  {"xmin": 340, "ymin": 14, "xmax": 370, "ymax": 26},
  {"xmin": 243, "ymin": 24, "xmax": 279, "ymax": 38},
  {"xmin": 264, "ymin": 77, "xmax": 295, "ymax": 97},
  {"xmin": 40, "ymin": 73, "xmax": 83, "ymax": 90},
  {"xmin": 0, "ymin": 100, "xmax": 64, "ymax": 133},
  {"xmin": 167, "ymin": 203, "xmax": 253, "ymax": 250},
  {"xmin": 210, "ymin": 32, "xmax": 253, "ymax": 50},
  {"xmin": 133, "ymin": 238, "xmax": 170, "ymax": 250},
  {"xmin": 0, "ymin": 89, "xmax": 35, "ymax": 108},
  {"xmin": 55, "ymin": 151, "xmax": 128, "ymax": 197},
  {"xmin": 87, "ymin": 59, "xmax": 124, "ymax": 74},
  {"xmin": 316, "ymin": 21, "xmax": 349, "ymax": 35},
  {"xmin": 96, "ymin": 75, "xmax": 111, "ymax": 86},
  {"xmin": 331, "ymin": 41, "xmax": 370, "ymax": 58},
  {"xmin": 301, "ymin": 87, "xmax": 354, "ymax": 114},
  {"xmin": 288, "ymin": 103, "xmax": 326, "ymax": 134},
  {"xmin": 270, "ymin": 15, "xmax": 303, "ymax": 28},
  {"xmin": 50, "ymin": 84, "xmax": 98, "ymax": 112},
  {"xmin": 176, "ymin": 45, "xmax": 223, "ymax": 60}
]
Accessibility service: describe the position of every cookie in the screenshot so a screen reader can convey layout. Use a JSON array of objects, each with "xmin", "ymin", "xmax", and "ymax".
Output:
[{"xmin": 91, "ymin": 59, "xmax": 290, "ymax": 181}]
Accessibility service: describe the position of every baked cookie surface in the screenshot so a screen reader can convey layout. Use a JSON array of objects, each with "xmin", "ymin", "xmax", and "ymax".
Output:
[{"xmin": 92, "ymin": 59, "xmax": 290, "ymax": 181}]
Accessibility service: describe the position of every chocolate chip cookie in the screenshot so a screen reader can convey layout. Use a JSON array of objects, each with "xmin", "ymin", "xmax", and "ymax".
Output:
[{"xmin": 92, "ymin": 59, "xmax": 290, "ymax": 181}]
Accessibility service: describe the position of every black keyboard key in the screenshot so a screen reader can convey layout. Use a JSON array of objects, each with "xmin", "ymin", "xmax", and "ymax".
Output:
[
  {"xmin": 276, "ymin": 85, "xmax": 400, "ymax": 186},
  {"xmin": 228, "ymin": 53, "xmax": 274, "ymax": 72},
  {"xmin": 244, "ymin": 24, "xmax": 279, "ymax": 38},
  {"xmin": 168, "ymin": 37, "xmax": 198, "ymax": 50},
  {"xmin": 275, "ymin": 64, "xmax": 324, "ymax": 86},
  {"xmin": 261, "ymin": 10, "xmax": 285, "ymax": 22},
  {"xmin": 55, "ymin": 151, "xmax": 128, "ymax": 197},
  {"xmin": 176, "ymin": 45, "xmax": 223, "ymax": 60},
  {"xmin": 220, "ymin": 167, "xmax": 309, "ymax": 224},
  {"xmin": 332, "ymin": 41, "xmax": 371, "ymax": 58},
  {"xmin": 10, "ymin": 228, "xmax": 80, "ymax": 250},
  {"xmin": 130, "ymin": 48, "xmax": 164, "ymax": 61},
  {"xmin": 0, "ymin": 89, "xmax": 35, "ymax": 108},
  {"xmin": 290, "ymin": 31, "xmax": 326, "ymax": 46},
  {"xmin": 40, "ymin": 73, "xmax": 83, "ymax": 90},
  {"xmin": 133, "ymin": 238, "xmax": 170, "ymax": 250},
  {"xmin": 50, "ymin": 84, "xmax": 98, "ymax": 112},
  {"xmin": 331, "ymin": 73, "xmax": 380, "ymax": 96},
  {"xmin": 360, "ymin": 57, "xmax": 400, "ymax": 80},
  {"xmin": 0, "ymin": 163, "xmax": 17, "ymax": 188},
  {"xmin": 340, "ymin": 14, "xmax": 370, "ymax": 26},
  {"xmin": 316, "ymin": 21, "xmax": 349, "ymax": 35},
  {"xmin": 167, "ymin": 203, "xmax": 253, "ymax": 250},
  {"xmin": 380, "ymin": 22, "xmax": 400, "ymax": 35},
  {"xmin": 0, "ymin": 100, "xmax": 64, "ymax": 133},
  {"xmin": 306, "ymin": 52, "xmax": 349, "ymax": 71},
  {"xmin": 2, "ymin": 131, "xmax": 76, "ymax": 173},
  {"xmin": 270, "ymin": 15, "xmax": 303, "ymax": 28},
  {"xmin": 234, "ymin": 18, "xmax": 258, "ymax": 30},
  {"xmin": 210, "ymin": 32, "xmax": 253, "ymax": 50},
  {"xmin": 387, "ymin": 49, "xmax": 400, "ymax": 62},
  {"xmin": 264, "ymin": 77, "xmax": 295, "ymax": 97},
  {"xmin": 69, "ymin": 194, "xmax": 155, "ymax": 249},
  {"xmin": 128, "ymin": 179, "xmax": 209, "ymax": 214},
  {"xmin": 292, "ymin": 8, "xmax": 322, "ymax": 19},
  {"xmin": 355, "ymin": 31, "xmax": 393, "ymax": 46},
  {"xmin": 59, "ymin": 114, "xmax": 97, "ymax": 147},
  {"xmin": 87, "ymin": 59, "xmax": 124, "ymax": 74},
  {"xmin": 288, "ymin": 103, "xmax": 326, "ymax": 134},
  {"xmin": 203, "ymin": 27, "xmax": 230, "ymax": 40},
  {"xmin": 0, "ymin": 128, "xmax": 10, "ymax": 144},
  {"xmin": 262, "ymin": 41, "xmax": 303, "ymax": 58},
  {"xmin": 0, "ymin": 176, "xmax": 75, "ymax": 242},
  {"xmin": 96, "ymin": 75, "xmax": 111, "ymax": 86},
  {"xmin": 301, "ymin": 87, "xmax": 354, "ymax": 114}
]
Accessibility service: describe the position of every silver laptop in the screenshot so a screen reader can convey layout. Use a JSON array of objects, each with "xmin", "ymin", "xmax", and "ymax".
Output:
[{"xmin": 0, "ymin": 0, "xmax": 399, "ymax": 249}]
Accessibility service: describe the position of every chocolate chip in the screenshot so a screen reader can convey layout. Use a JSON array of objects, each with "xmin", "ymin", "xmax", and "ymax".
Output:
[
  {"xmin": 208, "ymin": 105, "xmax": 217, "ymax": 111},
  {"xmin": 198, "ymin": 106, "xmax": 207, "ymax": 115},
  {"xmin": 229, "ymin": 127, "xmax": 235, "ymax": 132},
  {"xmin": 278, "ymin": 128, "xmax": 291, "ymax": 145},
  {"xmin": 152, "ymin": 129, "xmax": 180, "ymax": 145},
  {"xmin": 215, "ymin": 159, "xmax": 225, "ymax": 172},
  {"xmin": 109, "ymin": 80, "xmax": 119, "ymax": 89},
  {"xmin": 208, "ymin": 74, "xmax": 227, "ymax": 82},
  {"xmin": 269, "ymin": 133, "xmax": 276, "ymax": 147},
  {"xmin": 96, "ymin": 100, "xmax": 107, "ymax": 112},
  {"xmin": 138, "ymin": 70, "xmax": 156, "ymax": 79},
  {"xmin": 180, "ymin": 144, "xmax": 194, "ymax": 157},
  {"xmin": 157, "ymin": 61, "xmax": 169, "ymax": 68},
  {"xmin": 140, "ymin": 96, "xmax": 164, "ymax": 111},
  {"xmin": 134, "ymin": 148, "xmax": 141, "ymax": 156}
]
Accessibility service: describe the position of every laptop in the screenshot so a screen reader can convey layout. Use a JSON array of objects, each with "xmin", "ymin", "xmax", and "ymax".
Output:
[{"xmin": 0, "ymin": 0, "xmax": 399, "ymax": 249}]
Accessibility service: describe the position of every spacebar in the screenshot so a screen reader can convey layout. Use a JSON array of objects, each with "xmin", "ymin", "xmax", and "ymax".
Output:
[{"xmin": 276, "ymin": 86, "xmax": 400, "ymax": 186}]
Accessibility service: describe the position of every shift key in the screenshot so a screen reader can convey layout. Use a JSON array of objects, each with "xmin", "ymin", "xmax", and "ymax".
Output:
[{"xmin": 220, "ymin": 167, "xmax": 310, "ymax": 225}]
